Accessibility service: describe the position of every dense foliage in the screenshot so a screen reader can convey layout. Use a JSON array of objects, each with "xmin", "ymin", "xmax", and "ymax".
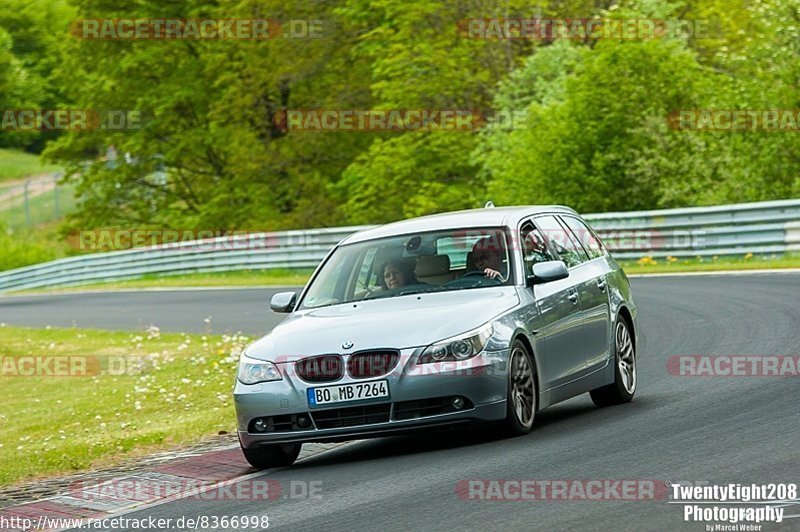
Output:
[{"xmin": 1, "ymin": 0, "xmax": 798, "ymax": 229}]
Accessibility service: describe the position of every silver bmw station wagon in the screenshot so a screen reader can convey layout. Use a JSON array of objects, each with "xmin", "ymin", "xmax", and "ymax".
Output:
[{"xmin": 234, "ymin": 206, "xmax": 638, "ymax": 468}]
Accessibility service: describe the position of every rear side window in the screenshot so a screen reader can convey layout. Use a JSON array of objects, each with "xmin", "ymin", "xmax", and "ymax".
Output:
[
  {"xmin": 560, "ymin": 216, "xmax": 605, "ymax": 260},
  {"xmin": 533, "ymin": 215, "xmax": 589, "ymax": 268}
]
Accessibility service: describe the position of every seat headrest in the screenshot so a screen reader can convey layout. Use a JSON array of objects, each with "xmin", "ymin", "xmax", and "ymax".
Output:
[
  {"xmin": 466, "ymin": 251, "xmax": 476, "ymax": 271},
  {"xmin": 415, "ymin": 255, "xmax": 450, "ymax": 277}
]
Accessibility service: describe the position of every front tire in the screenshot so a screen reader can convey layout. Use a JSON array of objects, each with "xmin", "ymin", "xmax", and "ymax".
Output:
[
  {"xmin": 590, "ymin": 317, "xmax": 636, "ymax": 407},
  {"xmin": 241, "ymin": 443, "xmax": 301, "ymax": 469},
  {"xmin": 503, "ymin": 340, "xmax": 537, "ymax": 435}
]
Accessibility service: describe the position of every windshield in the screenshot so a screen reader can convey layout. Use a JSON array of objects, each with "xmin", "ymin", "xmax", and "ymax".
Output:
[{"xmin": 299, "ymin": 227, "xmax": 515, "ymax": 309}]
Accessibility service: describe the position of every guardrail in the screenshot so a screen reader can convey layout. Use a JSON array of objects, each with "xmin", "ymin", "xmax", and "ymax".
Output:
[
  {"xmin": 1, "ymin": 199, "xmax": 799, "ymax": 293},
  {"xmin": 587, "ymin": 198, "xmax": 800, "ymax": 259}
]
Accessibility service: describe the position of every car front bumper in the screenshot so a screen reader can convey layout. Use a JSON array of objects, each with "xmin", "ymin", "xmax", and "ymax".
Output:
[
  {"xmin": 238, "ymin": 400, "xmax": 507, "ymax": 446},
  {"xmin": 234, "ymin": 348, "xmax": 509, "ymax": 447}
]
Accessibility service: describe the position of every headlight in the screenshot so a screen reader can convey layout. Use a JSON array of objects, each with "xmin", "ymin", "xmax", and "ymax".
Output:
[
  {"xmin": 418, "ymin": 323, "xmax": 493, "ymax": 364},
  {"xmin": 237, "ymin": 352, "xmax": 282, "ymax": 384}
]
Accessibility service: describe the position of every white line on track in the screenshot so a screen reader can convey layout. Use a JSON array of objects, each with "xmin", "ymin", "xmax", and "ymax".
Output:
[
  {"xmin": 628, "ymin": 268, "xmax": 800, "ymax": 278},
  {"xmin": 0, "ymin": 286, "xmax": 290, "ymax": 298}
]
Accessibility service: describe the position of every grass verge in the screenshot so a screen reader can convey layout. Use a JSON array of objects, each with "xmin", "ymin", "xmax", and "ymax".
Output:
[
  {"xmin": 0, "ymin": 149, "xmax": 61, "ymax": 182},
  {"xmin": 0, "ymin": 222, "xmax": 77, "ymax": 271},
  {"xmin": 0, "ymin": 325, "xmax": 248, "ymax": 487},
  {"xmin": 618, "ymin": 253, "xmax": 800, "ymax": 274},
  {"xmin": 16, "ymin": 269, "xmax": 314, "ymax": 293}
]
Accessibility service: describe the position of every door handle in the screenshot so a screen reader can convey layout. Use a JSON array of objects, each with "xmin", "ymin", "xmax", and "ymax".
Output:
[
  {"xmin": 567, "ymin": 291, "xmax": 578, "ymax": 304},
  {"xmin": 597, "ymin": 278, "xmax": 606, "ymax": 292}
]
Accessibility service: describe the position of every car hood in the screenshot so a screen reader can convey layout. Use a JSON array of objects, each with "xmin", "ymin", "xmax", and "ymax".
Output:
[{"xmin": 246, "ymin": 287, "xmax": 520, "ymax": 362}]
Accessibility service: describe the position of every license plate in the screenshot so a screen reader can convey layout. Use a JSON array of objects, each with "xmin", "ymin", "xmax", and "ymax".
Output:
[{"xmin": 307, "ymin": 379, "xmax": 389, "ymax": 406}]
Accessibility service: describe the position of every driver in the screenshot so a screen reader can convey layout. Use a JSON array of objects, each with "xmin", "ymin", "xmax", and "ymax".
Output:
[{"xmin": 469, "ymin": 237, "xmax": 506, "ymax": 280}]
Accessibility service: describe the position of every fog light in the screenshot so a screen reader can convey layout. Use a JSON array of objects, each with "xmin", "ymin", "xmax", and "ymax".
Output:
[
  {"xmin": 452, "ymin": 396, "xmax": 465, "ymax": 410},
  {"xmin": 253, "ymin": 418, "xmax": 268, "ymax": 432},
  {"xmin": 297, "ymin": 415, "xmax": 311, "ymax": 428}
]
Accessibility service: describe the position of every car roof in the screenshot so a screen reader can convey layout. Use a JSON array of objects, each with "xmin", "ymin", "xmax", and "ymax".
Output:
[{"xmin": 341, "ymin": 205, "xmax": 579, "ymax": 244}]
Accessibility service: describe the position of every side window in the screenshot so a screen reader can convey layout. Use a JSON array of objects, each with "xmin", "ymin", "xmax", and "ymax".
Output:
[
  {"xmin": 560, "ymin": 216, "xmax": 605, "ymax": 260},
  {"xmin": 533, "ymin": 215, "xmax": 589, "ymax": 268},
  {"xmin": 354, "ymin": 247, "xmax": 379, "ymax": 292},
  {"xmin": 520, "ymin": 221, "xmax": 555, "ymax": 274}
]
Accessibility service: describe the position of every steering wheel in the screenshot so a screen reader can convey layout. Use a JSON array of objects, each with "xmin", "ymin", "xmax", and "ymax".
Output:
[{"xmin": 444, "ymin": 271, "xmax": 502, "ymax": 288}]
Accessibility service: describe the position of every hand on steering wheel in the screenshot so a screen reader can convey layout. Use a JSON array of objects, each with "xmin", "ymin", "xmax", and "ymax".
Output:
[{"xmin": 482, "ymin": 268, "xmax": 501, "ymax": 280}]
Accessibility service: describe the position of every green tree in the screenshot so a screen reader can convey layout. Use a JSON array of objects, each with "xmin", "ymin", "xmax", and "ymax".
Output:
[
  {"xmin": 335, "ymin": 0, "xmax": 536, "ymax": 223},
  {"xmin": 24, "ymin": 0, "xmax": 800, "ymax": 233},
  {"xmin": 45, "ymin": 0, "xmax": 374, "ymax": 230},
  {"xmin": 480, "ymin": 38, "xmax": 711, "ymax": 212},
  {"xmin": 0, "ymin": 0, "xmax": 74, "ymax": 151}
]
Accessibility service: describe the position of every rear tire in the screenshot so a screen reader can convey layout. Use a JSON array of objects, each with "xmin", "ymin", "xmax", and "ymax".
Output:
[
  {"xmin": 241, "ymin": 443, "xmax": 301, "ymax": 469},
  {"xmin": 590, "ymin": 317, "xmax": 636, "ymax": 407},
  {"xmin": 503, "ymin": 340, "xmax": 537, "ymax": 435}
]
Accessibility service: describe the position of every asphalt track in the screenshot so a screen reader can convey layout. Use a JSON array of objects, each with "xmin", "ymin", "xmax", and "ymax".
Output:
[
  {"xmin": 0, "ymin": 288, "xmax": 291, "ymax": 335},
  {"xmin": 3, "ymin": 273, "xmax": 799, "ymax": 531}
]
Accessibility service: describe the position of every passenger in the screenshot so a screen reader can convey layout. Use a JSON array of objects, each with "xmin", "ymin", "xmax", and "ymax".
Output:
[
  {"xmin": 524, "ymin": 230, "xmax": 552, "ymax": 265},
  {"xmin": 380, "ymin": 258, "xmax": 419, "ymax": 290}
]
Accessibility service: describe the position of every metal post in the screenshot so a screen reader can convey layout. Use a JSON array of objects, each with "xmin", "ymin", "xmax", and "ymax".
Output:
[
  {"xmin": 54, "ymin": 175, "xmax": 60, "ymax": 218},
  {"xmin": 23, "ymin": 180, "xmax": 31, "ymax": 227}
]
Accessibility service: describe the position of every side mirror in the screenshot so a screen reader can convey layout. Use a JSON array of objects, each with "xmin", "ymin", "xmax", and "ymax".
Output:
[
  {"xmin": 270, "ymin": 291, "xmax": 297, "ymax": 313},
  {"xmin": 527, "ymin": 260, "xmax": 569, "ymax": 285}
]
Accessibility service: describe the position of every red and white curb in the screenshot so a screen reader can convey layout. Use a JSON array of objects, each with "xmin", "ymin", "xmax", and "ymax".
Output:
[{"xmin": 0, "ymin": 442, "xmax": 348, "ymax": 532}]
